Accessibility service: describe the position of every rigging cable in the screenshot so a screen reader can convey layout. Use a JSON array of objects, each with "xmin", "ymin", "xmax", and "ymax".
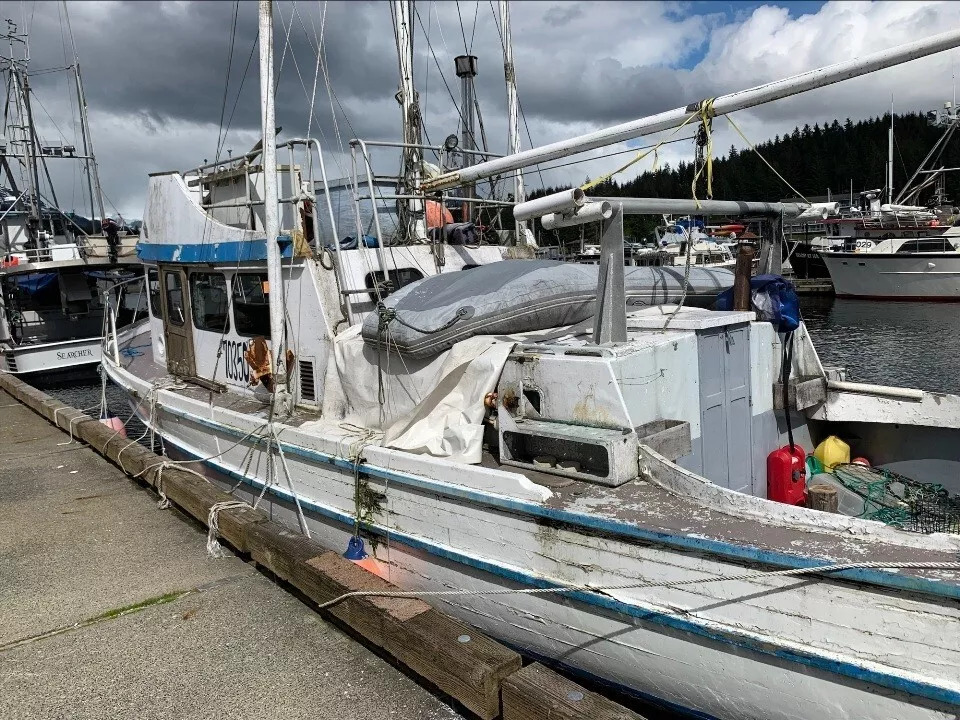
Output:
[
  {"xmin": 487, "ymin": 1, "xmax": 546, "ymax": 191},
  {"xmin": 214, "ymin": 0, "xmax": 240, "ymax": 163}
]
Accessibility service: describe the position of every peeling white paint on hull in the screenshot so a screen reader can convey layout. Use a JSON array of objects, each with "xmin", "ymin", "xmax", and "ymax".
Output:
[{"xmin": 123, "ymin": 392, "xmax": 960, "ymax": 720}]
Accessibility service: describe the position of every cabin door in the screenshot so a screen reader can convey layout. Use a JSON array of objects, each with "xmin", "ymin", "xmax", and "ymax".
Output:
[
  {"xmin": 697, "ymin": 324, "xmax": 752, "ymax": 494},
  {"xmin": 159, "ymin": 266, "xmax": 196, "ymax": 377}
]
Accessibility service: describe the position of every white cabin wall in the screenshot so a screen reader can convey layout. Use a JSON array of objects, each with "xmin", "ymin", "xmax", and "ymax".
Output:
[{"xmin": 143, "ymin": 173, "xmax": 259, "ymax": 246}]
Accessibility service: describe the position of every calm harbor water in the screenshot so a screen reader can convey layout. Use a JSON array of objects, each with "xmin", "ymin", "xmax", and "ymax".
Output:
[{"xmin": 799, "ymin": 296, "xmax": 960, "ymax": 394}]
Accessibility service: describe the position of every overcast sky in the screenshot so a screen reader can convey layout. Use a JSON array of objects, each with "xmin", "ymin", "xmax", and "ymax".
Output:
[{"xmin": 10, "ymin": 0, "xmax": 960, "ymax": 220}]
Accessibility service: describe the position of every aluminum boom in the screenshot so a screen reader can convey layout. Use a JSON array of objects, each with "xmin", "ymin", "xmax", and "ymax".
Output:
[
  {"xmin": 591, "ymin": 197, "xmax": 807, "ymax": 217},
  {"xmin": 423, "ymin": 27, "xmax": 960, "ymax": 191}
]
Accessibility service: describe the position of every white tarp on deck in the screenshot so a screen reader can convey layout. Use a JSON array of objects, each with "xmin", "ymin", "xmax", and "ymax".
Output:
[{"xmin": 323, "ymin": 322, "xmax": 593, "ymax": 463}]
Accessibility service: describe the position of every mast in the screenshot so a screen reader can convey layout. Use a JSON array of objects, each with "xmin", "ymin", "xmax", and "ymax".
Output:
[
  {"xmin": 454, "ymin": 54, "xmax": 477, "ymax": 222},
  {"xmin": 424, "ymin": 27, "xmax": 960, "ymax": 191},
  {"xmin": 2, "ymin": 21, "xmax": 40, "ymax": 237},
  {"xmin": 62, "ymin": 0, "xmax": 103, "ymax": 224},
  {"xmin": 259, "ymin": 0, "xmax": 288, "ymax": 410},
  {"xmin": 887, "ymin": 96, "xmax": 894, "ymax": 205},
  {"xmin": 6, "ymin": 67, "xmax": 40, "ymax": 232},
  {"xmin": 499, "ymin": 0, "xmax": 526, "ymax": 243},
  {"xmin": 393, "ymin": 0, "xmax": 424, "ymax": 243}
]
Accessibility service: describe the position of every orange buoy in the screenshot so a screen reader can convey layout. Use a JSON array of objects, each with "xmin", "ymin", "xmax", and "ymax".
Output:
[{"xmin": 426, "ymin": 200, "xmax": 454, "ymax": 229}]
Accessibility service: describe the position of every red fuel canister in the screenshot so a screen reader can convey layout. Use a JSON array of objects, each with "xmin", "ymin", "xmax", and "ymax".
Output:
[{"xmin": 767, "ymin": 445, "xmax": 807, "ymax": 505}]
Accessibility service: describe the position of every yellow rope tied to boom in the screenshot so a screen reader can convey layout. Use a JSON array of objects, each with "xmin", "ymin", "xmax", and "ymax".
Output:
[
  {"xmin": 580, "ymin": 98, "xmax": 715, "ymax": 192},
  {"xmin": 691, "ymin": 98, "xmax": 716, "ymax": 208},
  {"xmin": 724, "ymin": 112, "xmax": 811, "ymax": 205}
]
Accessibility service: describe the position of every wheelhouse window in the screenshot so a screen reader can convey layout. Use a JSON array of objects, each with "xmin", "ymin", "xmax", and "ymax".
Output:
[
  {"xmin": 190, "ymin": 272, "xmax": 230, "ymax": 333},
  {"xmin": 232, "ymin": 273, "xmax": 270, "ymax": 336},
  {"xmin": 165, "ymin": 272, "xmax": 185, "ymax": 326},
  {"xmin": 148, "ymin": 269, "xmax": 161, "ymax": 319}
]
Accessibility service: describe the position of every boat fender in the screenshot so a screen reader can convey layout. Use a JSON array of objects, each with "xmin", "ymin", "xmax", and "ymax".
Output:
[{"xmin": 99, "ymin": 414, "xmax": 127, "ymax": 437}]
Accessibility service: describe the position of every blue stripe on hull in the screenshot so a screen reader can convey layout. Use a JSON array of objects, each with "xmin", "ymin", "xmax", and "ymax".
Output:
[
  {"xmin": 137, "ymin": 237, "xmax": 292, "ymax": 263},
  {"xmin": 156, "ymin": 403, "xmax": 960, "ymax": 604},
  {"xmin": 155, "ymin": 432, "xmax": 960, "ymax": 711}
]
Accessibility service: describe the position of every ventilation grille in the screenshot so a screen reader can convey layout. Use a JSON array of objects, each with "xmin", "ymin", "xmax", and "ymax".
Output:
[
  {"xmin": 298, "ymin": 359, "xmax": 315, "ymax": 402},
  {"xmin": 4, "ymin": 353, "xmax": 16, "ymax": 372}
]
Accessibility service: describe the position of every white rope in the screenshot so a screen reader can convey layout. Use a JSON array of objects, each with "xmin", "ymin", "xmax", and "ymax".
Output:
[
  {"xmin": 315, "ymin": 560, "xmax": 960, "ymax": 610},
  {"xmin": 54, "ymin": 402, "xmax": 102, "ymax": 445},
  {"xmin": 271, "ymin": 426, "xmax": 311, "ymax": 538},
  {"xmin": 206, "ymin": 500, "xmax": 251, "ymax": 558}
]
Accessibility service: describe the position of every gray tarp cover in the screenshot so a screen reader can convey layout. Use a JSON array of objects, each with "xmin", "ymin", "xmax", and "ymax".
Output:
[{"xmin": 361, "ymin": 259, "xmax": 733, "ymax": 359}]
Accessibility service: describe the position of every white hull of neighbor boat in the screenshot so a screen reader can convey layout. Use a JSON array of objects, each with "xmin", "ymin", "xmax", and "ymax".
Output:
[
  {"xmin": 821, "ymin": 252, "xmax": 960, "ymax": 300},
  {"xmin": 0, "ymin": 336, "xmax": 101, "ymax": 374},
  {"xmin": 103, "ymin": 330, "xmax": 960, "ymax": 720}
]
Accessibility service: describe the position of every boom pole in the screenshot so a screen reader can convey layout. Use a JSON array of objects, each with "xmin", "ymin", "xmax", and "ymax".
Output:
[{"xmin": 424, "ymin": 27, "xmax": 960, "ymax": 191}]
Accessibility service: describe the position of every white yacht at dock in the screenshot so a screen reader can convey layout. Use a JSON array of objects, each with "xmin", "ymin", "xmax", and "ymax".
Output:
[
  {"xmin": 821, "ymin": 229, "xmax": 960, "ymax": 300},
  {"xmin": 101, "ymin": 5, "xmax": 960, "ymax": 719}
]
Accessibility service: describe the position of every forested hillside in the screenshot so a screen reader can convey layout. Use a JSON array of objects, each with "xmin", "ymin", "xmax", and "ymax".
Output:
[
  {"xmin": 531, "ymin": 112, "xmax": 959, "ymax": 245},
  {"xmin": 550, "ymin": 112, "xmax": 960, "ymax": 205}
]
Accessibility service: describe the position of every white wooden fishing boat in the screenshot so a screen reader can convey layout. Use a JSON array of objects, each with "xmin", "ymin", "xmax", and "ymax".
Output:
[{"xmin": 102, "ymin": 5, "xmax": 960, "ymax": 719}]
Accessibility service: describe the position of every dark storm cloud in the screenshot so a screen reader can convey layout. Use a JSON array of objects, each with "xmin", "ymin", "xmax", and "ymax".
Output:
[
  {"xmin": 10, "ymin": 0, "xmax": 960, "ymax": 217},
  {"xmin": 25, "ymin": 1, "xmax": 399, "ymax": 139}
]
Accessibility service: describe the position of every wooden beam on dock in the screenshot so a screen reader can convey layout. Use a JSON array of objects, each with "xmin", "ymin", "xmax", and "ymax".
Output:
[
  {"xmin": 3, "ymin": 373, "xmax": 606, "ymax": 720},
  {"xmin": 502, "ymin": 663, "xmax": 646, "ymax": 720}
]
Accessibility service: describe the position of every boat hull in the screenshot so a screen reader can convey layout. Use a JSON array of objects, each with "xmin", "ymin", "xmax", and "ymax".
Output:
[
  {"xmin": 786, "ymin": 241, "xmax": 832, "ymax": 279},
  {"xmin": 0, "ymin": 337, "xmax": 101, "ymax": 376},
  {"xmin": 107, "ymin": 356, "xmax": 960, "ymax": 720},
  {"xmin": 821, "ymin": 252, "xmax": 960, "ymax": 300}
]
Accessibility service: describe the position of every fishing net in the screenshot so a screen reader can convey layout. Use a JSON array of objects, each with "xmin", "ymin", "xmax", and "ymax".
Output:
[{"xmin": 832, "ymin": 464, "xmax": 960, "ymax": 534}]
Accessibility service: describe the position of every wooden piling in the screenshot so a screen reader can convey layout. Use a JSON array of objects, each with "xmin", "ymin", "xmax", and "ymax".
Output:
[
  {"xmin": 502, "ymin": 663, "xmax": 646, "ymax": 720},
  {"xmin": 732, "ymin": 242, "xmax": 756, "ymax": 311},
  {"xmin": 808, "ymin": 483, "xmax": 839, "ymax": 513}
]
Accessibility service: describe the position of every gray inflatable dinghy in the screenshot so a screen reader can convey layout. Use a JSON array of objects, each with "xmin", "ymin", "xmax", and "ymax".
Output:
[{"xmin": 362, "ymin": 259, "xmax": 733, "ymax": 359}]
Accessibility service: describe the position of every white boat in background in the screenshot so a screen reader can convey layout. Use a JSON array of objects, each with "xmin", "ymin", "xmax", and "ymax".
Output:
[
  {"xmin": 0, "ymin": 11, "xmax": 142, "ymax": 378},
  {"xmin": 786, "ymin": 100, "xmax": 960, "ymax": 279},
  {"xmin": 821, "ymin": 230, "xmax": 960, "ymax": 300},
  {"xmin": 101, "ymin": 5, "xmax": 960, "ymax": 719}
]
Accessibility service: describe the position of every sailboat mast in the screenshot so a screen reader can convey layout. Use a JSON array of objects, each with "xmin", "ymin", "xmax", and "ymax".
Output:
[
  {"xmin": 62, "ymin": 0, "xmax": 104, "ymax": 224},
  {"xmin": 499, "ymin": 0, "xmax": 525, "ymax": 242},
  {"xmin": 258, "ymin": 0, "xmax": 288, "ymax": 408}
]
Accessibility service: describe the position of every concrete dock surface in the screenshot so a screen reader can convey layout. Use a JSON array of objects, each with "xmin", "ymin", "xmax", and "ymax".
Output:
[{"xmin": 0, "ymin": 390, "xmax": 463, "ymax": 719}]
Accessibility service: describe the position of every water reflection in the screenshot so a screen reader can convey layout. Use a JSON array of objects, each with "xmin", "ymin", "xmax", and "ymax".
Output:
[{"xmin": 801, "ymin": 296, "xmax": 960, "ymax": 394}]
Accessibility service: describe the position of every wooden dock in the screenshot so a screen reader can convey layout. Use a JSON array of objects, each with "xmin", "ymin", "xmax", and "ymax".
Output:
[
  {"xmin": 791, "ymin": 277, "xmax": 834, "ymax": 295},
  {"xmin": 0, "ymin": 373, "xmax": 646, "ymax": 720}
]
